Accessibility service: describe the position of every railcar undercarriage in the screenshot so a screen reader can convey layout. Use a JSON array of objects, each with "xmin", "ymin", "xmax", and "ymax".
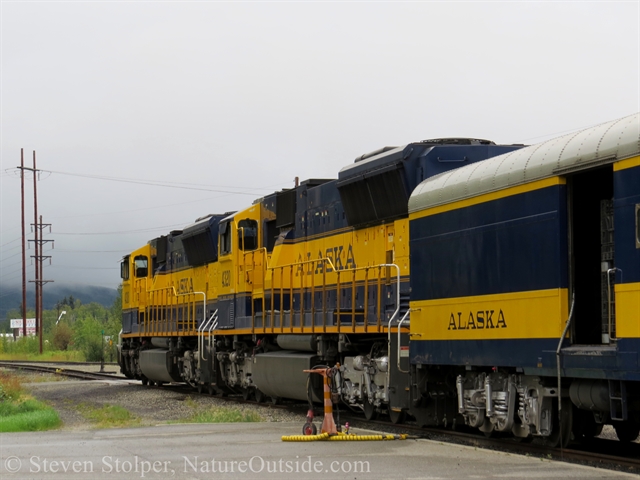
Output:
[
  {"xmin": 119, "ymin": 333, "xmax": 397, "ymax": 417},
  {"xmin": 118, "ymin": 336, "xmax": 640, "ymax": 445}
]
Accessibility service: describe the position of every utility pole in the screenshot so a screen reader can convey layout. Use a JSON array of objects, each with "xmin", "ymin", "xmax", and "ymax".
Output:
[
  {"xmin": 18, "ymin": 150, "xmax": 54, "ymax": 354},
  {"xmin": 30, "ymin": 215, "xmax": 54, "ymax": 354},
  {"xmin": 20, "ymin": 149, "xmax": 27, "ymax": 337}
]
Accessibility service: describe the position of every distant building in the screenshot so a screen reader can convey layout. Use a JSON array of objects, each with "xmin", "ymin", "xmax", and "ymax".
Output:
[{"xmin": 9, "ymin": 318, "xmax": 36, "ymax": 337}]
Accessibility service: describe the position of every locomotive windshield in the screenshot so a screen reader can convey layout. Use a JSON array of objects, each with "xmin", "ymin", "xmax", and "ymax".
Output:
[
  {"xmin": 134, "ymin": 255, "xmax": 148, "ymax": 277},
  {"xmin": 238, "ymin": 219, "xmax": 258, "ymax": 251}
]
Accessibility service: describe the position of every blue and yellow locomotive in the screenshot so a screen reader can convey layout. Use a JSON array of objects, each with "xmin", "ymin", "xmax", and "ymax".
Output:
[{"xmin": 119, "ymin": 113, "xmax": 640, "ymax": 445}]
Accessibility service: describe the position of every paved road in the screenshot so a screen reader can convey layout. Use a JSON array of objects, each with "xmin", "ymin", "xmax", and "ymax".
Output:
[{"xmin": 0, "ymin": 423, "xmax": 636, "ymax": 479}]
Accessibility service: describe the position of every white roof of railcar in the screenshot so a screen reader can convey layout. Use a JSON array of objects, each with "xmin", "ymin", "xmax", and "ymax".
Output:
[{"xmin": 408, "ymin": 113, "xmax": 640, "ymax": 213}]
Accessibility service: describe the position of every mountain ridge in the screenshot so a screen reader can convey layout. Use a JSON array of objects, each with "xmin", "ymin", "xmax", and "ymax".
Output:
[{"xmin": 0, "ymin": 283, "xmax": 118, "ymax": 321}]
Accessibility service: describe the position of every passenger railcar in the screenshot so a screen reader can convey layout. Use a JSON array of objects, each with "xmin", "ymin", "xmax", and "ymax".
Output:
[{"xmin": 408, "ymin": 113, "xmax": 640, "ymax": 444}]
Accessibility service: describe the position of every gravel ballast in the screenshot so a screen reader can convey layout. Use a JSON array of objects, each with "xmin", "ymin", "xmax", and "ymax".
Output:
[{"xmin": 14, "ymin": 374, "xmax": 307, "ymax": 430}]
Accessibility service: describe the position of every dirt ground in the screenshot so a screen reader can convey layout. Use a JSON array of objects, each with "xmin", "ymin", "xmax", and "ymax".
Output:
[{"xmin": 10, "ymin": 371, "xmax": 306, "ymax": 430}]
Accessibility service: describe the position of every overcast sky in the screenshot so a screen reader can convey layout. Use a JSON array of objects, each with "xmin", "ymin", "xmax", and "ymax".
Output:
[{"xmin": 1, "ymin": 1, "xmax": 638, "ymax": 290}]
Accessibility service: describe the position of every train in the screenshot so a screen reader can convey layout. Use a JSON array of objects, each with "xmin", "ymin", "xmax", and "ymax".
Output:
[{"xmin": 118, "ymin": 113, "xmax": 640, "ymax": 446}]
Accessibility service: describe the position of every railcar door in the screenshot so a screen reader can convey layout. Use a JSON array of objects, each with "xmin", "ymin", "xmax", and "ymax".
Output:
[
  {"xmin": 217, "ymin": 220, "xmax": 236, "ymax": 329},
  {"xmin": 567, "ymin": 165, "xmax": 615, "ymax": 344},
  {"xmin": 120, "ymin": 255, "xmax": 132, "ymax": 333}
]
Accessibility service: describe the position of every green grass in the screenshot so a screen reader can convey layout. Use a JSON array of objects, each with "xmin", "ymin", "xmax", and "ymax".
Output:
[
  {"xmin": 78, "ymin": 403, "xmax": 139, "ymax": 428},
  {"xmin": 188, "ymin": 406, "xmax": 263, "ymax": 423},
  {"xmin": 0, "ymin": 398, "xmax": 49, "ymax": 416},
  {"xmin": 0, "ymin": 372, "xmax": 61, "ymax": 432},
  {"xmin": 0, "ymin": 403, "xmax": 61, "ymax": 432},
  {"xmin": 0, "ymin": 350, "xmax": 86, "ymax": 362}
]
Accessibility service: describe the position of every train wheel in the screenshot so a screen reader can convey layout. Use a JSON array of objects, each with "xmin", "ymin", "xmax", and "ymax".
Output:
[
  {"xmin": 363, "ymin": 397, "xmax": 378, "ymax": 421},
  {"xmin": 613, "ymin": 421, "xmax": 640, "ymax": 442},
  {"xmin": 208, "ymin": 384, "xmax": 216, "ymax": 396},
  {"xmin": 242, "ymin": 388, "xmax": 252, "ymax": 401},
  {"xmin": 271, "ymin": 396, "xmax": 280, "ymax": 406},
  {"xmin": 540, "ymin": 398, "xmax": 572, "ymax": 448},
  {"xmin": 389, "ymin": 406, "xmax": 406, "ymax": 425},
  {"xmin": 254, "ymin": 389, "xmax": 265, "ymax": 403},
  {"xmin": 197, "ymin": 384, "xmax": 203, "ymax": 394},
  {"xmin": 302, "ymin": 422, "xmax": 317, "ymax": 435},
  {"xmin": 141, "ymin": 378, "xmax": 148, "ymax": 386}
]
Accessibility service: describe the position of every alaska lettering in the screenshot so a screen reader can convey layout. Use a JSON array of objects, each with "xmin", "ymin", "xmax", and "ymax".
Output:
[
  {"xmin": 447, "ymin": 310, "xmax": 507, "ymax": 330},
  {"xmin": 296, "ymin": 244, "xmax": 356, "ymax": 276}
]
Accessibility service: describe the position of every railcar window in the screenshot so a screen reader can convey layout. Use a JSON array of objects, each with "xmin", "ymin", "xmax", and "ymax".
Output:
[
  {"xmin": 636, "ymin": 204, "xmax": 640, "ymax": 248},
  {"xmin": 220, "ymin": 221, "xmax": 232, "ymax": 255},
  {"xmin": 237, "ymin": 219, "xmax": 258, "ymax": 251},
  {"xmin": 121, "ymin": 256, "xmax": 130, "ymax": 280},
  {"xmin": 134, "ymin": 255, "xmax": 148, "ymax": 277}
]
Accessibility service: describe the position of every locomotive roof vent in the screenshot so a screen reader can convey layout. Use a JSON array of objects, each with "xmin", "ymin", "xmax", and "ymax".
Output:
[
  {"xmin": 354, "ymin": 146, "xmax": 398, "ymax": 163},
  {"xmin": 418, "ymin": 138, "xmax": 496, "ymax": 145},
  {"xmin": 195, "ymin": 214, "xmax": 213, "ymax": 222},
  {"xmin": 301, "ymin": 178, "xmax": 333, "ymax": 187}
]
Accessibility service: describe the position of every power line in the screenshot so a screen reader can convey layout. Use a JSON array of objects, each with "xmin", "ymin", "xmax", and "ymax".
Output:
[
  {"xmin": 0, "ymin": 244, "xmax": 21, "ymax": 255},
  {"xmin": 0, "ymin": 237, "xmax": 21, "ymax": 248},
  {"xmin": 55, "ymin": 223, "xmax": 186, "ymax": 235},
  {"xmin": 0, "ymin": 260, "xmax": 23, "ymax": 271},
  {"xmin": 49, "ymin": 194, "xmax": 235, "ymax": 220},
  {"xmin": 47, "ymin": 265, "xmax": 118, "ymax": 270},
  {"xmin": 29, "ymin": 169, "xmax": 280, "ymax": 195},
  {"xmin": 0, "ymin": 251, "xmax": 22, "ymax": 263},
  {"xmin": 0, "ymin": 266, "xmax": 22, "ymax": 278},
  {"xmin": 55, "ymin": 249, "xmax": 129, "ymax": 253}
]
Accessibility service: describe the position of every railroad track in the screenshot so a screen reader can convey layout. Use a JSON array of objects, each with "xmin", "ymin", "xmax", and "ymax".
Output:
[
  {"xmin": 3, "ymin": 362, "xmax": 639, "ymax": 473},
  {"xmin": 344, "ymin": 415, "xmax": 640, "ymax": 473},
  {"xmin": 166, "ymin": 386, "xmax": 640, "ymax": 474},
  {"xmin": 156, "ymin": 382, "xmax": 640, "ymax": 473},
  {"xmin": 0, "ymin": 361, "xmax": 128, "ymax": 382}
]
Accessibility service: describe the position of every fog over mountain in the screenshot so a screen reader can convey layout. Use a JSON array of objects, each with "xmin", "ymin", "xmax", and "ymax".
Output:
[{"xmin": 0, "ymin": 282, "xmax": 117, "ymax": 322}]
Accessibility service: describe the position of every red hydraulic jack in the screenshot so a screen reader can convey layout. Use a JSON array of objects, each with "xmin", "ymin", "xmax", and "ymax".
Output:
[{"xmin": 303, "ymin": 367, "xmax": 338, "ymax": 435}]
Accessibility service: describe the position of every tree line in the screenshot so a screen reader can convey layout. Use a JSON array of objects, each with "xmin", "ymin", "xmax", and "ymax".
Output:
[{"xmin": 1, "ymin": 286, "xmax": 123, "ymax": 362}]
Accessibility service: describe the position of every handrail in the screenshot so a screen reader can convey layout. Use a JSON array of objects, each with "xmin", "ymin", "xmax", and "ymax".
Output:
[
  {"xmin": 143, "ymin": 286, "xmax": 206, "ymax": 337},
  {"xmin": 265, "ymin": 258, "xmax": 401, "ymax": 333},
  {"xmin": 265, "ymin": 257, "xmax": 400, "ymax": 332},
  {"xmin": 607, "ymin": 267, "xmax": 621, "ymax": 341},
  {"xmin": 397, "ymin": 309, "xmax": 412, "ymax": 374},
  {"xmin": 206, "ymin": 310, "xmax": 218, "ymax": 362},
  {"xmin": 382, "ymin": 263, "xmax": 401, "ymax": 401},
  {"xmin": 556, "ymin": 292, "xmax": 576, "ymax": 449},
  {"xmin": 198, "ymin": 312, "xmax": 215, "ymax": 366}
]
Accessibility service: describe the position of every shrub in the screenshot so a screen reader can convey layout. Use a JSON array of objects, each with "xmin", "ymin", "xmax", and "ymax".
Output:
[
  {"xmin": 84, "ymin": 338, "xmax": 104, "ymax": 362},
  {"xmin": 52, "ymin": 323, "xmax": 73, "ymax": 351}
]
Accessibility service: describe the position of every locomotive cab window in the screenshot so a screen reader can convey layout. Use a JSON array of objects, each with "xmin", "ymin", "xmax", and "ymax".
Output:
[
  {"xmin": 134, "ymin": 255, "xmax": 148, "ymax": 277},
  {"xmin": 220, "ymin": 221, "xmax": 232, "ymax": 255},
  {"xmin": 238, "ymin": 219, "xmax": 258, "ymax": 251},
  {"xmin": 120, "ymin": 256, "xmax": 130, "ymax": 280}
]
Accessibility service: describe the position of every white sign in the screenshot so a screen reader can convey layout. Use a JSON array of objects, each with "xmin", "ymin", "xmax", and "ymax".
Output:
[{"xmin": 10, "ymin": 318, "xmax": 36, "ymax": 329}]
